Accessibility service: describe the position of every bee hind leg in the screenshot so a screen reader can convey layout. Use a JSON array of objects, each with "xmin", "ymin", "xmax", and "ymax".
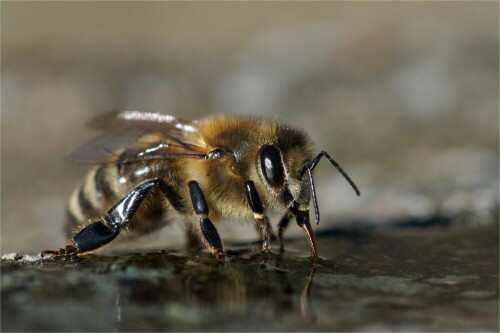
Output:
[{"xmin": 42, "ymin": 179, "xmax": 168, "ymax": 257}]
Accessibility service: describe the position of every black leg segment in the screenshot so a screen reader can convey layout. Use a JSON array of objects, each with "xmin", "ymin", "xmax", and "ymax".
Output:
[
  {"xmin": 106, "ymin": 180, "xmax": 158, "ymax": 229},
  {"xmin": 188, "ymin": 180, "xmax": 225, "ymax": 260},
  {"xmin": 278, "ymin": 201, "xmax": 300, "ymax": 251},
  {"xmin": 245, "ymin": 180, "xmax": 273, "ymax": 252},
  {"xmin": 188, "ymin": 181, "xmax": 208, "ymax": 215},
  {"xmin": 200, "ymin": 217, "xmax": 223, "ymax": 252},
  {"xmin": 245, "ymin": 181, "xmax": 264, "ymax": 214},
  {"xmin": 277, "ymin": 210, "xmax": 293, "ymax": 251},
  {"xmin": 73, "ymin": 221, "xmax": 120, "ymax": 253}
]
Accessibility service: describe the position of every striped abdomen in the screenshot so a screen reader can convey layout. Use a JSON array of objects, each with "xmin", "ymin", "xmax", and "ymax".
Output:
[{"xmin": 65, "ymin": 163, "xmax": 176, "ymax": 237}]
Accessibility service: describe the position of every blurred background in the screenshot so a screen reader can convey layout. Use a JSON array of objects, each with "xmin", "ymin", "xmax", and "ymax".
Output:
[{"xmin": 2, "ymin": 2, "xmax": 498, "ymax": 254}]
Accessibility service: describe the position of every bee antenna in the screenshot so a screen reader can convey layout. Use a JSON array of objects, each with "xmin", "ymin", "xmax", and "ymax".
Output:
[
  {"xmin": 306, "ymin": 167, "xmax": 321, "ymax": 225},
  {"xmin": 303, "ymin": 151, "xmax": 361, "ymax": 196},
  {"xmin": 300, "ymin": 151, "xmax": 360, "ymax": 225}
]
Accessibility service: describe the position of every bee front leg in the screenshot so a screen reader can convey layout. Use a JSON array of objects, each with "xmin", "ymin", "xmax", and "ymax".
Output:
[
  {"xmin": 245, "ymin": 181, "xmax": 273, "ymax": 253},
  {"xmin": 42, "ymin": 180, "xmax": 163, "ymax": 257},
  {"xmin": 279, "ymin": 202, "xmax": 319, "ymax": 259},
  {"xmin": 277, "ymin": 210, "xmax": 293, "ymax": 252},
  {"xmin": 188, "ymin": 181, "xmax": 225, "ymax": 261}
]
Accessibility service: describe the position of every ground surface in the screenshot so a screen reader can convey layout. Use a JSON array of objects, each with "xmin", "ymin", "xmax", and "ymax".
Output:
[{"xmin": 2, "ymin": 223, "xmax": 498, "ymax": 332}]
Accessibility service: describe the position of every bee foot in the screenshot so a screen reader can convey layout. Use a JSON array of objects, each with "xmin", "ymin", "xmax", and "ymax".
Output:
[
  {"xmin": 41, "ymin": 245, "xmax": 77, "ymax": 258},
  {"xmin": 261, "ymin": 239, "xmax": 271, "ymax": 253},
  {"xmin": 215, "ymin": 251, "xmax": 227, "ymax": 262}
]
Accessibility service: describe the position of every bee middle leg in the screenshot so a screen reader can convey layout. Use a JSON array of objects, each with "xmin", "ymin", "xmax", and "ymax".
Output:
[
  {"xmin": 245, "ymin": 180, "xmax": 273, "ymax": 253},
  {"xmin": 188, "ymin": 180, "xmax": 225, "ymax": 261},
  {"xmin": 42, "ymin": 179, "xmax": 186, "ymax": 257}
]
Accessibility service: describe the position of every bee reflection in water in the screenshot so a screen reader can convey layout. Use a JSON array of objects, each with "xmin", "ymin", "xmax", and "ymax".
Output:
[
  {"xmin": 105, "ymin": 252, "xmax": 317, "ymax": 331},
  {"xmin": 183, "ymin": 253, "xmax": 317, "ymax": 321}
]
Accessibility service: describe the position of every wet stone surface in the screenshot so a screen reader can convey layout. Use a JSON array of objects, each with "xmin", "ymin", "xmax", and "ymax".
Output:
[{"xmin": 2, "ymin": 224, "xmax": 498, "ymax": 332}]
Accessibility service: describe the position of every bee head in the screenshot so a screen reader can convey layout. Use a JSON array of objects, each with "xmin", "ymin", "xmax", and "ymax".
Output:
[
  {"xmin": 256, "ymin": 126, "xmax": 316, "ymax": 218},
  {"xmin": 256, "ymin": 126, "xmax": 360, "ymax": 226}
]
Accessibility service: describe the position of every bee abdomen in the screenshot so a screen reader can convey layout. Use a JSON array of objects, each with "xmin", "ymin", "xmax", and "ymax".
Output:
[{"xmin": 66, "ymin": 166, "xmax": 122, "ymax": 234}]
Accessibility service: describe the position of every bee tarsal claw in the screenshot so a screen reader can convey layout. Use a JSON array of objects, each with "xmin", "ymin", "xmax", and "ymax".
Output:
[
  {"xmin": 215, "ymin": 251, "xmax": 227, "ymax": 262},
  {"xmin": 41, "ymin": 245, "xmax": 78, "ymax": 258}
]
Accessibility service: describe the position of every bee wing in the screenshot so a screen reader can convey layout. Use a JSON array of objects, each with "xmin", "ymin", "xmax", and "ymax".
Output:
[
  {"xmin": 87, "ymin": 110, "xmax": 197, "ymax": 133},
  {"xmin": 65, "ymin": 111, "xmax": 208, "ymax": 164}
]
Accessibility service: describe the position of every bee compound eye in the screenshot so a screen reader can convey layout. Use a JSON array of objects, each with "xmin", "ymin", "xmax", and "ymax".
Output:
[{"xmin": 258, "ymin": 145, "xmax": 285, "ymax": 188}]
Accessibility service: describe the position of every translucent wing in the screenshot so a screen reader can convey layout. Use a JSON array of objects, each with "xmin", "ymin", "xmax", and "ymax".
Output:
[
  {"xmin": 87, "ymin": 110, "xmax": 197, "ymax": 133},
  {"xmin": 65, "ymin": 111, "xmax": 208, "ymax": 165}
]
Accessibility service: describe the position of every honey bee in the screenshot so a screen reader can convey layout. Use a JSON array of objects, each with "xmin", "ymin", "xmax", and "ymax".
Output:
[{"xmin": 42, "ymin": 111, "xmax": 360, "ymax": 261}]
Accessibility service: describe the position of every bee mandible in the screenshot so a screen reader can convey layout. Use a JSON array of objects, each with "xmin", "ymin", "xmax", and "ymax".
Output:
[{"xmin": 42, "ymin": 111, "xmax": 360, "ymax": 261}]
